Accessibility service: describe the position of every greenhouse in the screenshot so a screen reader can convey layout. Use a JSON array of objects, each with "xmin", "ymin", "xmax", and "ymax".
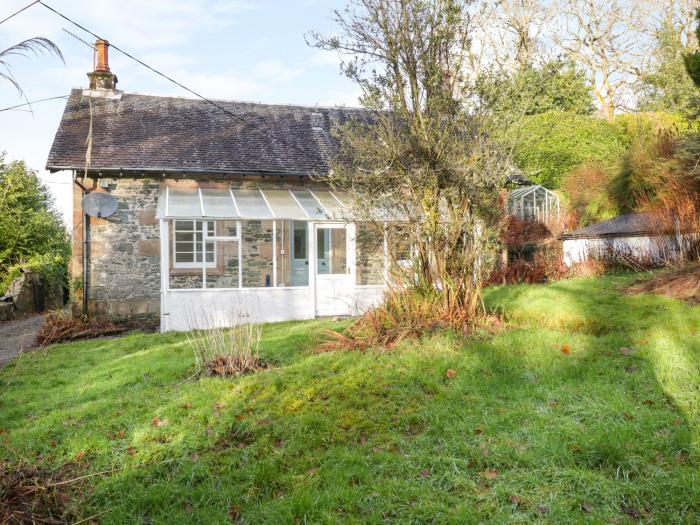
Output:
[{"xmin": 507, "ymin": 184, "xmax": 560, "ymax": 223}]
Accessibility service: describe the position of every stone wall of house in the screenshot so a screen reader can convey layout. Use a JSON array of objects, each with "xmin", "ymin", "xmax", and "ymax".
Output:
[{"xmin": 73, "ymin": 178, "xmax": 161, "ymax": 319}]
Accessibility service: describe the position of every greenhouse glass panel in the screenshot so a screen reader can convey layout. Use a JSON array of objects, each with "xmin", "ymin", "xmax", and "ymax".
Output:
[
  {"xmin": 263, "ymin": 190, "xmax": 306, "ymax": 219},
  {"xmin": 168, "ymin": 188, "xmax": 202, "ymax": 217},
  {"xmin": 292, "ymin": 190, "xmax": 327, "ymax": 219},
  {"xmin": 232, "ymin": 189, "xmax": 273, "ymax": 218},
  {"xmin": 312, "ymin": 191, "xmax": 347, "ymax": 219},
  {"xmin": 201, "ymin": 188, "xmax": 237, "ymax": 217}
]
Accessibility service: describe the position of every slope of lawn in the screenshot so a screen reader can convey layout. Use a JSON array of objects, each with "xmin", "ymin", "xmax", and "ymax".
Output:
[{"xmin": 1, "ymin": 274, "xmax": 699, "ymax": 523}]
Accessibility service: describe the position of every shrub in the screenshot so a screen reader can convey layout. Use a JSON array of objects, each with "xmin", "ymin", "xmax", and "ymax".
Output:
[
  {"xmin": 1, "ymin": 253, "xmax": 67, "ymax": 296},
  {"xmin": 319, "ymin": 286, "xmax": 500, "ymax": 352},
  {"xmin": 511, "ymin": 112, "xmax": 628, "ymax": 189},
  {"xmin": 186, "ymin": 307, "xmax": 263, "ymax": 377},
  {"xmin": 562, "ymin": 162, "xmax": 618, "ymax": 227}
]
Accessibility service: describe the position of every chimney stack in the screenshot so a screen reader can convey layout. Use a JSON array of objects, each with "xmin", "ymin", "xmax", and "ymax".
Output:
[{"xmin": 87, "ymin": 39, "xmax": 117, "ymax": 91}]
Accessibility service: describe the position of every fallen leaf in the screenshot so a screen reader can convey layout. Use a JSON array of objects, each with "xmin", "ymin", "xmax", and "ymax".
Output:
[
  {"xmin": 127, "ymin": 446, "xmax": 137, "ymax": 456},
  {"xmin": 620, "ymin": 347, "xmax": 636, "ymax": 356},
  {"xmin": 642, "ymin": 399, "xmax": 654, "ymax": 406},
  {"xmin": 228, "ymin": 504, "xmax": 241, "ymax": 522},
  {"xmin": 151, "ymin": 417, "xmax": 168, "ymax": 428},
  {"xmin": 112, "ymin": 430, "xmax": 125, "ymax": 439},
  {"xmin": 182, "ymin": 403, "xmax": 193, "ymax": 409},
  {"xmin": 623, "ymin": 412, "xmax": 634, "ymax": 421},
  {"xmin": 420, "ymin": 469, "xmax": 430, "ymax": 478},
  {"xmin": 446, "ymin": 369, "xmax": 456, "ymax": 379},
  {"xmin": 215, "ymin": 402, "xmax": 226, "ymax": 410},
  {"xmin": 581, "ymin": 502, "xmax": 593, "ymax": 513},
  {"xmin": 481, "ymin": 469, "xmax": 498, "ymax": 480},
  {"xmin": 474, "ymin": 427, "xmax": 484, "ymax": 435},
  {"xmin": 537, "ymin": 505, "xmax": 549, "ymax": 514},
  {"xmin": 561, "ymin": 344, "xmax": 570, "ymax": 355},
  {"xmin": 509, "ymin": 495, "xmax": 522, "ymax": 506},
  {"xmin": 49, "ymin": 440, "xmax": 57, "ymax": 448},
  {"xmin": 620, "ymin": 505, "xmax": 648, "ymax": 519},
  {"xmin": 75, "ymin": 450, "xmax": 85, "ymax": 461}
]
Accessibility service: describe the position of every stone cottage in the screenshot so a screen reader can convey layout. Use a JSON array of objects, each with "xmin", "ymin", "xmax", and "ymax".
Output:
[{"xmin": 47, "ymin": 40, "xmax": 390, "ymax": 331}]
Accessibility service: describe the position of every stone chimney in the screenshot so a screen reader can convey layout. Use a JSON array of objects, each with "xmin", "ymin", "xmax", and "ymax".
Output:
[{"xmin": 87, "ymin": 39, "xmax": 117, "ymax": 91}]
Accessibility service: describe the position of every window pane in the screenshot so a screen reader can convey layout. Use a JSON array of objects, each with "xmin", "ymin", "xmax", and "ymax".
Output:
[
  {"xmin": 263, "ymin": 190, "xmax": 306, "ymax": 219},
  {"xmin": 232, "ymin": 189, "xmax": 273, "ymax": 218},
  {"xmin": 317, "ymin": 227, "xmax": 347, "ymax": 275},
  {"xmin": 292, "ymin": 190, "xmax": 328, "ymax": 219},
  {"xmin": 206, "ymin": 237, "xmax": 240, "ymax": 289},
  {"xmin": 241, "ymin": 220, "xmax": 274, "ymax": 287},
  {"xmin": 168, "ymin": 188, "xmax": 202, "ymax": 217},
  {"xmin": 201, "ymin": 188, "xmax": 237, "ymax": 217},
  {"xmin": 356, "ymin": 222, "xmax": 385, "ymax": 285},
  {"xmin": 175, "ymin": 220, "xmax": 194, "ymax": 231},
  {"xmin": 276, "ymin": 220, "xmax": 308, "ymax": 287},
  {"xmin": 169, "ymin": 220, "xmax": 202, "ymax": 289}
]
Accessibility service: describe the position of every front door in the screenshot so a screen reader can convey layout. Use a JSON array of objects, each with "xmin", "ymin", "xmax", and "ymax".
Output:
[
  {"xmin": 290, "ymin": 221, "xmax": 309, "ymax": 286},
  {"xmin": 315, "ymin": 223, "xmax": 354, "ymax": 316}
]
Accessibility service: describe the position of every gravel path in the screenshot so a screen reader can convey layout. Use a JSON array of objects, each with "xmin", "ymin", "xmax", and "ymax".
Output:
[{"xmin": 0, "ymin": 314, "xmax": 46, "ymax": 368}]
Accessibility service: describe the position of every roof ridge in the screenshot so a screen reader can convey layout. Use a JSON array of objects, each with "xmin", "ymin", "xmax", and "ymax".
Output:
[{"xmin": 70, "ymin": 87, "xmax": 368, "ymax": 112}]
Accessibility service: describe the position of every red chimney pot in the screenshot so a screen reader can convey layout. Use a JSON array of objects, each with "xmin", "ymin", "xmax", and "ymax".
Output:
[{"xmin": 95, "ymin": 39, "xmax": 110, "ymax": 72}]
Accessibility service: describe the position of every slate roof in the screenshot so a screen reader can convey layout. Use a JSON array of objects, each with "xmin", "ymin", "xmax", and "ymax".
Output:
[
  {"xmin": 46, "ymin": 89, "xmax": 365, "ymax": 176},
  {"xmin": 563, "ymin": 212, "xmax": 658, "ymax": 239},
  {"xmin": 47, "ymin": 89, "xmax": 529, "ymax": 184}
]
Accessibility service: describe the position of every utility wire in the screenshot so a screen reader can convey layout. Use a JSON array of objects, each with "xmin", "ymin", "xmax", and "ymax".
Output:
[
  {"xmin": 0, "ymin": 94, "xmax": 68, "ymax": 113},
  {"xmin": 0, "ymin": 0, "xmax": 40, "ymax": 26},
  {"xmin": 38, "ymin": 1, "xmax": 313, "ymax": 157}
]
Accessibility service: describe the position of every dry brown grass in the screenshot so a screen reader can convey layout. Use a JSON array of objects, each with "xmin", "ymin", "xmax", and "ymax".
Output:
[
  {"xmin": 318, "ymin": 287, "xmax": 502, "ymax": 352},
  {"xmin": 186, "ymin": 306, "xmax": 265, "ymax": 378}
]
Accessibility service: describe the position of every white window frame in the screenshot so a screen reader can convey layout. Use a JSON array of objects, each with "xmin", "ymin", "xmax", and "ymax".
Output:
[{"xmin": 172, "ymin": 219, "xmax": 217, "ymax": 269}]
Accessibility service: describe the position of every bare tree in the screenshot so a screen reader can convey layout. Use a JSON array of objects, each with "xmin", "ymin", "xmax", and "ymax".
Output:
[
  {"xmin": 556, "ymin": 0, "xmax": 647, "ymax": 119},
  {"xmin": 0, "ymin": 37, "xmax": 64, "ymax": 101},
  {"xmin": 490, "ymin": 0, "xmax": 552, "ymax": 69}
]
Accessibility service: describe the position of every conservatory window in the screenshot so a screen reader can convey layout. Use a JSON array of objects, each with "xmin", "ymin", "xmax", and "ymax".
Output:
[{"xmin": 173, "ymin": 220, "xmax": 216, "ymax": 268}]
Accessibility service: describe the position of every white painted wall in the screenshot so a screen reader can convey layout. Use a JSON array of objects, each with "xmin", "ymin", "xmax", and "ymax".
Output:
[
  {"xmin": 562, "ymin": 235, "xmax": 691, "ymax": 267},
  {"xmin": 162, "ymin": 285, "xmax": 388, "ymax": 332}
]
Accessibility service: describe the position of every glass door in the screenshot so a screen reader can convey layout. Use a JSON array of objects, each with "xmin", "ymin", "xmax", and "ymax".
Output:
[{"xmin": 314, "ymin": 224, "xmax": 354, "ymax": 316}]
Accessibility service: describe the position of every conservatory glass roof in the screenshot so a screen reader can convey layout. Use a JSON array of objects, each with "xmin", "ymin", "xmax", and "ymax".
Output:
[{"xmin": 155, "ymin": 186, "xmax": 351, "ymax": 220}]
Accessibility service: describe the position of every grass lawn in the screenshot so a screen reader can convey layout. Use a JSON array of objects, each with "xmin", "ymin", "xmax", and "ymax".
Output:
[{"xmin": 1, "ymin": 274, "xmax": 700, "ymax": 523}]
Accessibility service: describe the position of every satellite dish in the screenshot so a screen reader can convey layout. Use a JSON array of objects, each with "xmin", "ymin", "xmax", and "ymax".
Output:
[{"xmin": 83, "ymin": 192, "xmax": 118, "ymax": 218}]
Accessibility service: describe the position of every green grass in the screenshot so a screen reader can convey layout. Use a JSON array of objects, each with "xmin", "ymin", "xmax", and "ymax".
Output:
[{"xmin": 1, "ymin": 274, "xmax": 700, "ymax": 523}]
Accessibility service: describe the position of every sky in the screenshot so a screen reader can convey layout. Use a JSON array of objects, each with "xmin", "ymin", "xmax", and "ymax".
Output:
[{"xmin": 0, "ymin": 0, "xmax": 360, "ymax": 232}]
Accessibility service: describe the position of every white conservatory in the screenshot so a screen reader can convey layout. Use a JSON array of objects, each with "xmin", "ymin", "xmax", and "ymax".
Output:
[{"xmin": 156, "ymin": 185, "xmax": 390, "ymax": 332}]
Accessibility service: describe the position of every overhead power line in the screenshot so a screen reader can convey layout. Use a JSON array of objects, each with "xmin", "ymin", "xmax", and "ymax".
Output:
[
  {"xmin": 37, "ymin": 1, "xmax": 312, "ymax": 158},
  {"xmin": 0, "ymin": 0, "xmax": 40, "ymax": 26},
  {"xmin": 0, "ymin": 94, "xmax": 68, "ymax": 113}
]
